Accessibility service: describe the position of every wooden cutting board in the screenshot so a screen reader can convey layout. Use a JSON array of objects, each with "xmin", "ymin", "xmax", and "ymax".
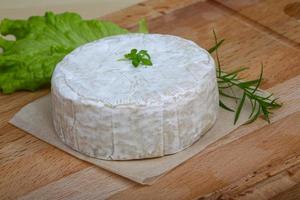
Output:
[{"xmin": 1, "ymin": 0, "xmax": 300, "ymax": 199}]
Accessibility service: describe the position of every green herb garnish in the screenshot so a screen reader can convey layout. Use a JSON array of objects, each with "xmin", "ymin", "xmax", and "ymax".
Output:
[
  {"xmin": 209, "ymin": 30, "xmax": 282, "ymax": 124},
  {"xmin": 121, "ymin": 49, "xmax": 153, "ymax": 67}
]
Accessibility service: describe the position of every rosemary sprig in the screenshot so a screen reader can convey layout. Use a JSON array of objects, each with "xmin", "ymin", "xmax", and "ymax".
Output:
[{"xmin": 209, "ymin": 31, "xmax": 282, "ymax": 124}]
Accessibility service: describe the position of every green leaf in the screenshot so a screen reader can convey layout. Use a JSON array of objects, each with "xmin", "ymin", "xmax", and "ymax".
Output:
[
  {"xmin": 249, "ymin": 99, "xmax": 257, "ymax": 118},
  {"xmin": 0, "ymin": 12, "xmax": 149, "ymax": 93},
  {"xmin": 131, "ymin": 49, "xmax": 138, "ymax": 54},
  {"xmin": 219, "ymin": 100, "xmax": 235, "ymax": 112},
  {"xmin": 132, "ymin": 58, "xmax": 140, "ymax": 67},
  {"xmin": 212, "ymin": 29, "xmax": 222, "ymax": 77},
  {"xmin": 138, "ymin": 18, "xmax": 149, "ymax": 33},
  {"xmin": 141, "ymin": 58, "xmax": 152, "ymax": 66},
  {"xmin": 207, "ymin": 39, "xmax": 224, "ymax": 54},
  {"xmin": 222, "ymin": 67, "xmax": 248, "ymax": 78},
  {"xmin": 252, "ymin": 63, "xmax": 263, "ymax": 94},
  {"xmin": 238, "ymin": 79, "xmax": 261, "ymax": 88},
  {"xmin": 245, "ymin": 106, "xmax": 261, "ymax": 124},
  {"xmin": 261, "ymin": 105, "xmax": 270, "ymax": 123},
  {"xmin": 234, "ymin": 92, "xmax": 246, "ymax": 124}
]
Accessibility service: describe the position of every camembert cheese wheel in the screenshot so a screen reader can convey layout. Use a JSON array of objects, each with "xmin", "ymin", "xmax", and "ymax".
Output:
[{"xmin": 51, "ymin": 33, "xmax": 219, "ymax": 160}]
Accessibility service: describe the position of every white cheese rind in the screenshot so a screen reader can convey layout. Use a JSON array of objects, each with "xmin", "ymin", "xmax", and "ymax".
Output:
[{"xmin": 51, "ymin": 33, "xmax": 219, "ymax": 160}]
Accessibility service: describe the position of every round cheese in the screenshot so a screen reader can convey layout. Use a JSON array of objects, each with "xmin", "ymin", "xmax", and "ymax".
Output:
[{"xmin": 51, "ymin": 33, "xmax": 219, "ymax": 160}]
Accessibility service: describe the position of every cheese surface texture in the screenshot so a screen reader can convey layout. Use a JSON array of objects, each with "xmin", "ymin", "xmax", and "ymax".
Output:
[{"xmin": 51, "ymin": 33, "xmax": 219, "ymax": 160}]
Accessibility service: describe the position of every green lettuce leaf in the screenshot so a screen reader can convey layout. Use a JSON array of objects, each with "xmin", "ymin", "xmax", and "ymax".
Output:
[
  {"xmin": 0, "ymin": 12, "xmax": 148, "ymax": 93},
  {"xmin": 138, "ymin": 18, "xmax": 149, "ymax": 34}
]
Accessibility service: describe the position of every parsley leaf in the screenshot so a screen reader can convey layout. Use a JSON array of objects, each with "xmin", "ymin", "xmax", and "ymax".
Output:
[{"xmin": 121, "ymin": 49, "xmax": 153, "ymax": 68}]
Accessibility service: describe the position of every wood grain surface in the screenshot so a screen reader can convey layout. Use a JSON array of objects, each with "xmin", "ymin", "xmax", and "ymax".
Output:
[
  {"xmin": 1, "ymin": 0, "xmax": 300, "ymax": 199},
  {"xmin": 215, "ymin": 0, "xmax": 300, "ymax": 44}
]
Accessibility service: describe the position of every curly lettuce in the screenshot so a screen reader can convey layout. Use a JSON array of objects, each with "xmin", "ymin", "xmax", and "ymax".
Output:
[{"xmin": 0, "ymin": 12, "xmax": 147, "ymax": 93}]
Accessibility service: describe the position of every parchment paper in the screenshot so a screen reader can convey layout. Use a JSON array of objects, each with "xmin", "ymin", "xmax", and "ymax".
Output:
[{"xmin": 9, "ymin": 94, "xmax": 251, "ymax": 185}]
